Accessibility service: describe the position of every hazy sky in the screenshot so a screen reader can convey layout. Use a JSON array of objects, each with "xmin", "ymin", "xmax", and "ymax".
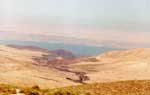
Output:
[{"xmin": 0, "ymin": 0, "xmax": 150, "ymax": 48}]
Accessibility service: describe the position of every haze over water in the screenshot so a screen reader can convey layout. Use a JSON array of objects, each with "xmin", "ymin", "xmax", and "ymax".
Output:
[{"xmin": 0, "ymin": 0, "xmax": 150, "ymax": 50}]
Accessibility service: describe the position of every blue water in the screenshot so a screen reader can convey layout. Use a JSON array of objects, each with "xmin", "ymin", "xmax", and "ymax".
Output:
[{"xmin": 0, "ymin": 40, "xmax": 120, "ymax": 56}]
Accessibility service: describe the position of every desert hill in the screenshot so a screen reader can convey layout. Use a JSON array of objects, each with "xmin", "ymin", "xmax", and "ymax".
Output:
[
  {"xmin": 70, "ymin": 48, "xmax": 150, "ymax": 83},
  {"xmin": 0, "ymin": 45, "xmax": 79, "ymax": 88},
  {"xmin": 0, "ymin": 45, "xmax": 150, "ymax": 88}
]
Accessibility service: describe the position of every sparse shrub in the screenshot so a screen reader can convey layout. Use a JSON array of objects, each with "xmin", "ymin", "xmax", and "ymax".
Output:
[
  {"xmin": 21, "ymin": 87, "xmax": 41, "ymax": 95},
  {"xmin": 54, "ymin": 91, "xmax": 63, "ymax": 95},
  {"xmin": 84, "ymin": 92, "xmax": 92, "ymax": 95},
  {"xmin": 32, "ymin": 85, "xmax": 40, "ymax": 90},
  {"xmin": 26, "ymin": 90, "xmax": 40, "ymax": 95},
  {"xmin": 53, "ymin": 91, "xmax": 78, "ymax": 95}
]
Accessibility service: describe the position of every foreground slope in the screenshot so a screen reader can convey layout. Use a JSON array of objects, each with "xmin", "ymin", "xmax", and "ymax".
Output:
[
  {"xmin": 0, "ymin": 80, "xmax": 150, "ymax": 95},
  {"xmin": 49, "ymin": 80, "xmax": 150, "ymax": 95}
]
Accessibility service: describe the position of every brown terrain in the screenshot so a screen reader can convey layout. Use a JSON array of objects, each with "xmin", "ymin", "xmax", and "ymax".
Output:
[{"xmin": 0, "ymin": 45, "xmax": 150, "ymax": 89}]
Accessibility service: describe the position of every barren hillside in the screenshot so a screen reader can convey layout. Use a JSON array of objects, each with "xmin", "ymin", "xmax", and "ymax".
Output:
[
  {"xmin": 1, "ymin": 45, "xmax": 150, "ymax": 89},
  {"xmin": 70, "ymin": 48, "xmax": 150, "ymax": 83},
  {"xmin": 0, "ymin": 45, "xmax": 79, "ymax": 88}
]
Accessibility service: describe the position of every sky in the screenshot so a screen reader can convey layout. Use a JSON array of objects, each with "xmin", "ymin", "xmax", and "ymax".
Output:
[{"xmin": 0, "ymin": 0, "xmax": 150, "ymax": 48}]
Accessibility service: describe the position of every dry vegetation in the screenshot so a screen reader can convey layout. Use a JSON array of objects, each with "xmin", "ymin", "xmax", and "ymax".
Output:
[
  {"xmin": 51, "ymin": 80, "xmax": 150, "ymax": 95},
  {"xmin": 1, "ymin": 80, "xmax": 150, "ymax": 95}
]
